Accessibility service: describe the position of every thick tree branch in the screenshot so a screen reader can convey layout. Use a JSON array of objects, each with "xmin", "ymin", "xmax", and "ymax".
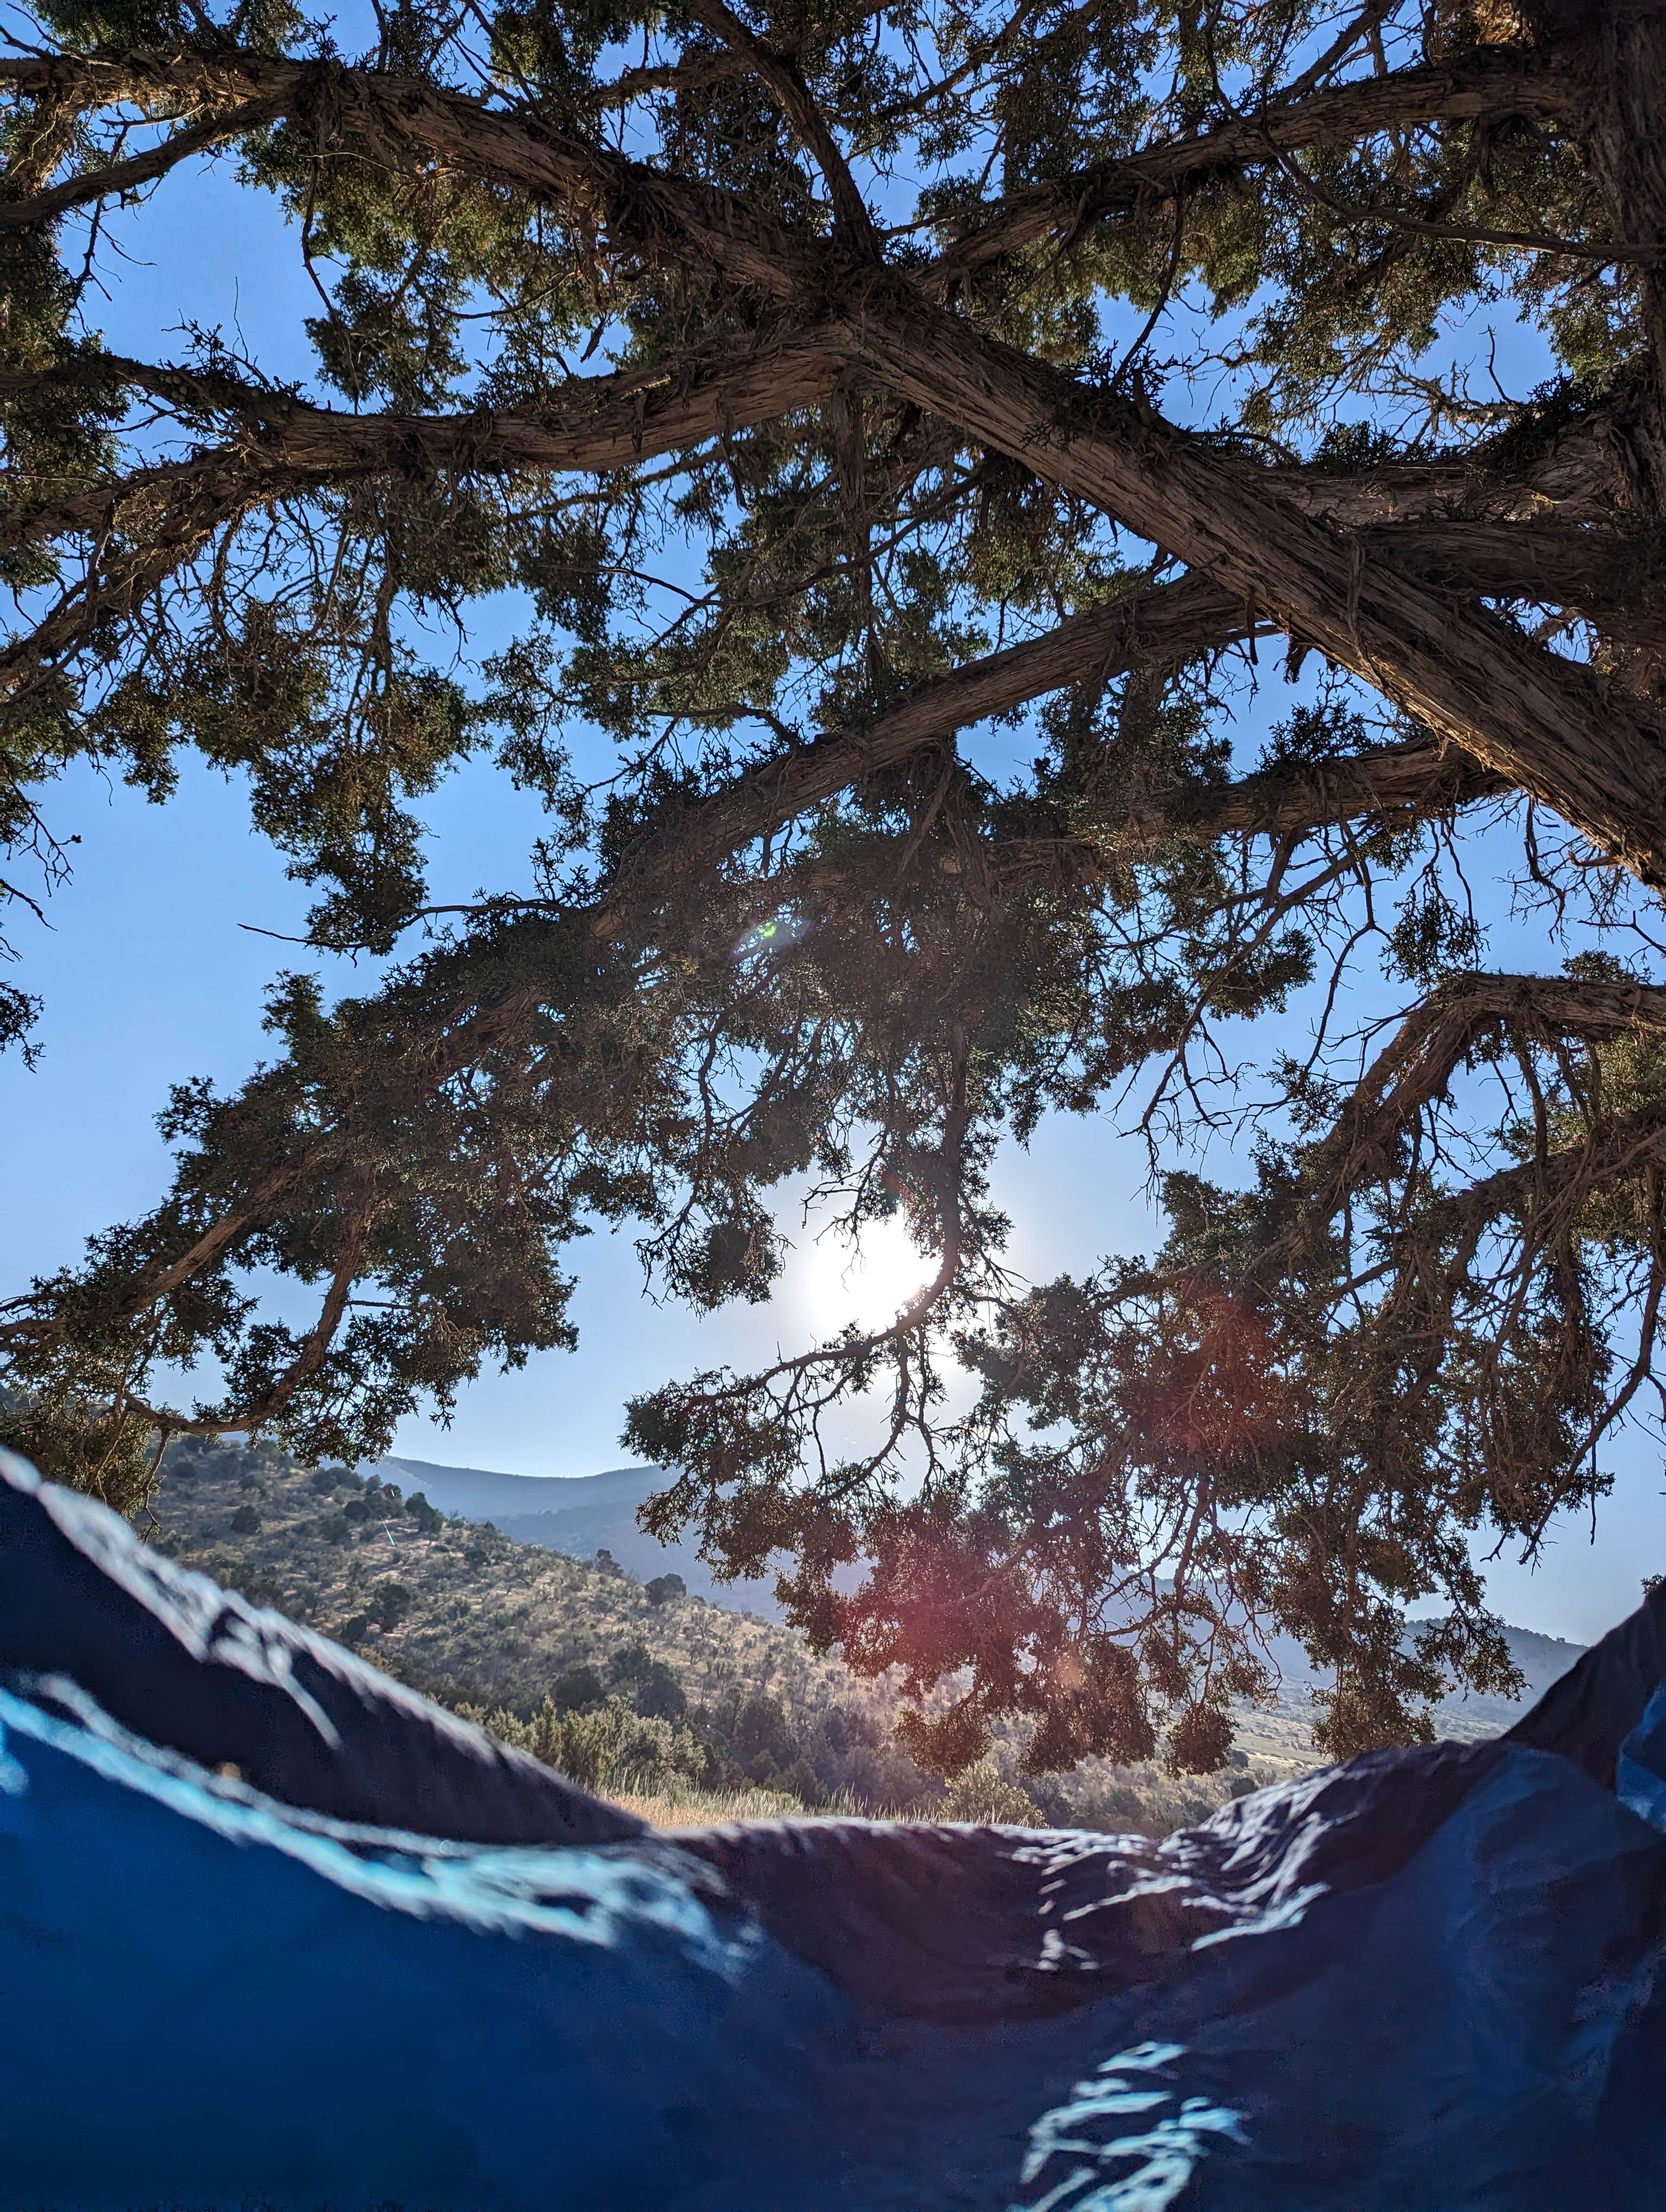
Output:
[
  {"xmin": 0, "ymin": 42, "xmax": 1579, "ymax": 315},
  {"xmin": 1422, "ymin": 1108, "xmax": 1666, "ymax": 1240},
  {"xmin": 1310, "ymin": 970, "xmax": 1666, "ymax": 1204},
  {"xmin": 1369, "ymin": 518, "xmax": 1666, "ymax": 648},
  {"xmin": 0, "ymin": 446, "xmax": 291, "ymax": 693},
  {"xmin": 928, "ymin": 48, "xmax": 1577, "ymax": 286},
  {"xmin": 1264, "ymin": 408, "xmax": 1632, "ymax": 529},
  {"xmin": 633, "ymin": 573, "xmax": 1254, "ymax": 886},
  {"xmin": 1514, "ymin": 2, "xmax": 1666, "ymax": 512},
  {"xmin": 0, "ymin": 330, "xmax": 846, "ymax": 684},
  {"xmin": 581, "ymin": 50, "xmax": 747, "ymax": 112},
  {"xmin": 680, "ymin": 0, "xmax": 881, "ymax": 256},
  {"xmin": 846, "ymin": 289, "xmax": 1666, "ymax": 887},
  {"xmin": 990, "ymin": 742, "xmax": 1509, "ymax": 896},
  {"xmin": 0, "ymin": 329, "xmax": 843, "ymax": 567},
  {"xmin": 1, "ymin": 50, "xmax": 808, "ymax": 299},
  {"xmin": 0, "ymin": 92, "xmax": 286, "ymax": 229}
]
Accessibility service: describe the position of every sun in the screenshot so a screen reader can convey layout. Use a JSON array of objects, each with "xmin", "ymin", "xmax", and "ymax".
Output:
[{"xmin": 796, "ymin": 1214, "xmax": 937, "ymax": 1338}]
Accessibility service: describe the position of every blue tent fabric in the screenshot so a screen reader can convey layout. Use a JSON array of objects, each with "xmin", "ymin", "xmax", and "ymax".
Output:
[
  {"xmin": 0, "ymin": 1448, "xmax": 640, "ymax": 1845},
  {"xmin": 5, "ymin": 1446, "xmax": 1666, "ymax": 2208}
]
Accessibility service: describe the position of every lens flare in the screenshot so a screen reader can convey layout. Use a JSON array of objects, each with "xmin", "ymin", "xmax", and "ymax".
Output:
[{"xmin": 732, "ymin": 910, "xmax": 811, "ymax": 963}]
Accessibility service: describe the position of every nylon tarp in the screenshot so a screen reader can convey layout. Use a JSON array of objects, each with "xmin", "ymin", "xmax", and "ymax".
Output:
[{"xmin": 4, "ymin": 1444, "xmax": 1665, "ymax": 2209}]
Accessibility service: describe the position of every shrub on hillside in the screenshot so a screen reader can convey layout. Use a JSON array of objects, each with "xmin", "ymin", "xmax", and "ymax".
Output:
[
  {"xmin": 466, "ymin": 1695, "xmax": 712, "ymax": 1799},
  {"xmin": 552, "ymin": 1665, "xmax": 606, "ymax": 1713},
  {"xmin": 610, "ymin": 1642, "xmax": 687, "ymax": 1721},
  {"xmin": 937, "ymin": 1760, "xmax": 1046, "ymax": 1828},
  {"xmin": 370, "ymin": 1581, "xmax": 413, "ymax": 1631}
]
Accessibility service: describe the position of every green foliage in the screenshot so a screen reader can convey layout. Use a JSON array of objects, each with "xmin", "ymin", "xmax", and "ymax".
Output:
[
  {"xmin": 5, "ymin": 0, "xmax": 1665, "ymax": 1769},
  {"xmin": 145, "ymin": 1435, "xmax": 948, "ymax": 1812},
  {"xmin": 935, "ymin": 1758, "xmax": 1047, "ymax": 1828},
  {"xmin": 122, "ymin": 1433, "xmax": 1534, "ymax": 1823},
  {"xmin": 551, "ymin": 1663, "xmax": 606, "ymax": 1711},
  {"xmin": 467, "ymin": 1693, "xmax": 712, "ymax": 1799}
]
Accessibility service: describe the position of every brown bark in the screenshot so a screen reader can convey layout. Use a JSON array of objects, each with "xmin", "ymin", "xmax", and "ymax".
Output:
[
  {"xmin": 1520, "ymin": 3, "xmax": 1666, "ymax": 512},
  {"xmin": 1368, "ymin": 519, "xmax": 1666, "ymax": 651},
  {"xmin": 3, "ymin": 327, "xmax": 842, "ymax": 544},
  {"xmin": 927, "ymin": 49, "xmax": 1578, "ymax": 286},
  {"xmin": 1214, "ymin": 969, "xmax": 1666, "ymax": 1295},
  {"xmin": 0, "ymin": 45, "xmax": 1573, "ymax": 308},
  {"xmin": 0, "ymin": 51, "xmax": 807, "ymax": 300},
  {"xmin": 0, "ymin": 93, "xmax": 286, "ymax": 229},
  {"xmin": 845, "ymin": 287, "xmax": 1666, "ymax": 888},
  {"xmin": 680, "ymin": 0, "xmax": 881, "ymax": 256},
  {"xmin": 1264, "ymin": 410, "xmax": 1630, "ymax": 526},
  {"xmin": 0, "ymin": 331, "xmax": 847, "ymax": 684},
  {"xmin": 1426, "ymin": 1109, "xmax": 1666, "ymax": 1239},
  {"xmin": 0, "ymin": 467, "xmax": 261, "ymax": 693},
  {"xmin": 989, "ymin": 742, "xmax": 1509, "ymax": 896},
  {"xmin": 1320, "ymin": 970, "xmax": 1666, "ymax": 1189},
  {"xmin": 620, "ymin": 574, "xmax": 1256, "ymax": 888},
  {"xmin": 7, "ymin": 38, "xmax": 1662, "ymax": 885}
]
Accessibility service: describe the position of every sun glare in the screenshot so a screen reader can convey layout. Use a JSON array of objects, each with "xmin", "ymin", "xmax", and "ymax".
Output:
[{"xmin": 797, "ymin": 1214, "xmax": 937, "ymax": 1337}]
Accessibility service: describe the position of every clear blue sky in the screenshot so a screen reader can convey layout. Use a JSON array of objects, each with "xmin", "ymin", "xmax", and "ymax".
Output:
[{"xmin": 4, "ymin": 148, "xmax": 1663, "ymax": 1647}]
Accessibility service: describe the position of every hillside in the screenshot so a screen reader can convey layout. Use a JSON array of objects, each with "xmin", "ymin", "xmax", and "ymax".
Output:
[
  {"xmin": 372, "ymin": 1453, "xmax": 784, "ymax": 1615},
  {"xmin": 153, "ymin": 1435, "xmax": 937, "ymax": 1817},
  {"xmin": 370, "ymin": 1457, "xmax": 1592, "ymax": 1724},
  {"xmin": 148, "ymin": 1436, "xmax": 1582, "ymax": 1834},
  {"xmin": 373, "ymin": 1452, "xmax": 1587, "ymax": 1752}
]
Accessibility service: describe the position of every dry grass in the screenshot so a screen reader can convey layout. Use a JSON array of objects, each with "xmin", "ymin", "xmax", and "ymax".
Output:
[
  {"xmin": 605, "ymin": 1779, "xmax": 930, "ymax": 1827},
  {"xmin": 606, "ymin": 1783, "xmax": 805, "ymax": 1827}
]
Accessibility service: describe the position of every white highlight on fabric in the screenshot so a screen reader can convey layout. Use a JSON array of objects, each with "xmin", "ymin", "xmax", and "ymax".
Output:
[
  {"xmin": 0, "ymin": 1688, "xmax": 758, "ymax": 1978},
  {"xmin": 1013, "ymin": 2040, "xmax": 1246, "ymax": 2212}
]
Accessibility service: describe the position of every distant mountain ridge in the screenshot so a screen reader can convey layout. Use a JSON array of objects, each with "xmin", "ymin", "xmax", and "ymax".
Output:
[
  {"xmin": 373, "ymin": 1454, "xmax": 1589, "ymax": 1731},
  {"xmin": 374, "ymin": 1457, "xmax": 653, "ymax": 1521},
  {"xmin": 373, "ymin": 1455, "xmax": 784, "ymax": 1616}
]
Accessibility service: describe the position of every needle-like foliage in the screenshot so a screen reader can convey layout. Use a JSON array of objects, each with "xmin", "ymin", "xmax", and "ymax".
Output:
[{"xmin": 5, "ymin": 0, "xmax": 1666, "ymax": 1772}]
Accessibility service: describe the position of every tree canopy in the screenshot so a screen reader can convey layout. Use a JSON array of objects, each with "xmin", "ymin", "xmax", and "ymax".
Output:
[{"xmin": 4, "ymin": 0, "xmax": 1666, "ymax": 1775}]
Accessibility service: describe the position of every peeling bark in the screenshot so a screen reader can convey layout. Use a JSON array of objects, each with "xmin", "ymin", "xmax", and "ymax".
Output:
[{"xmin": 1521, "ymin": 1, "xmax": 1666, "ymax": 512}]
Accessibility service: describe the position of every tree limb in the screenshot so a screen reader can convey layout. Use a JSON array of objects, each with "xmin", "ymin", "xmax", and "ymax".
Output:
[
  {"xmin": 927, "ymin": 48, "xmax": 1577, "ymax": 287},
  {"xmin": 989, "ymin": 741, "xmax": 1509, "ymax": 896},
  {"xmin": 846, "ymin": 288, "xmax": 1666, "ymax": 887},
  {"xmin": 0, "ymin": 328, "xmax": 847, "ymax": 683},
  {"xmin": 1263, "ymin": 409, "xmax": 1630, "ymax": 528},
  {"xmin": 0, "ymin": 92, "xmax": 287, "ymax": 230},
  {"xmin": 629, "ymin": 572, "xmax": 1255, "ymax": 888},
  {"xmin": 680, "ymin": 0, "xmax": 881, "ymax": 255},
  {"xmin": 1309, "ymin": 970, "xmax": 1666, "ymax": 1205},
  {"xmin": 2, "ymin": 50, "xmax": 809, "ymax": 300}
]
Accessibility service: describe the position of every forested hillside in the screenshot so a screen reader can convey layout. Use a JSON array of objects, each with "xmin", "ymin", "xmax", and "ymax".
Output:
[
  {"xmin": 371, "ymin": 1454, "xmax": 784, "ymax": 1615},
  {"xmin": 152, "ymin": 1436, "xmax": 1322, "ymax": 1831}
]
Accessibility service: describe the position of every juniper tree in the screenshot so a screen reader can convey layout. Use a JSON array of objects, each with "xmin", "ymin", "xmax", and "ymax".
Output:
[{"xmin": 4, "ymin": 0, "xmax": 1666, "ymax": 1771}]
